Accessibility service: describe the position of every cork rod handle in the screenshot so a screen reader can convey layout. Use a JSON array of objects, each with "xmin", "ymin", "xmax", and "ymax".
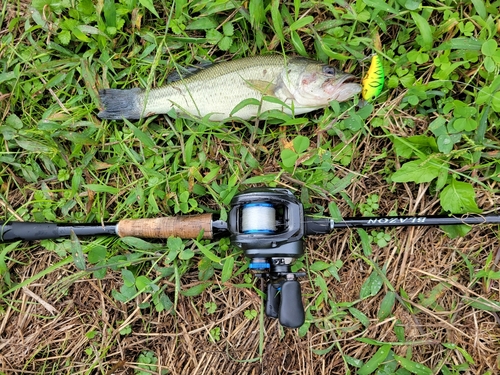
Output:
[{"xmin": 116, "ymin": 214, "xmax": 214, "ymax": 239}]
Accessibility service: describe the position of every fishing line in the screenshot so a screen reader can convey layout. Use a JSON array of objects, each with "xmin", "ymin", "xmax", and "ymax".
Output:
[{"xmin": 241, "ymin": 202, "xmax": 277, "ymax": 234}]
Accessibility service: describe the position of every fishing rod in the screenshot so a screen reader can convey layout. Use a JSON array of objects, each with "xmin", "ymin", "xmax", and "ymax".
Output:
[{"xmin": 2, "ymin": 188, "xmax": 499, "ymax": 328}]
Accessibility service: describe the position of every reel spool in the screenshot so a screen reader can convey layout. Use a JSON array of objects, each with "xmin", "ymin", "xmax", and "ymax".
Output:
[{"xmin": 241, "ymin": 202, "xmax": 277, "ymax": 234}]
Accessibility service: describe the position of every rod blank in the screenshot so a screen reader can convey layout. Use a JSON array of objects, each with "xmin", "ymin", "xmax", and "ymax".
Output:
[{"xmin": 332, "ymin": 214, "xmax": 500, "ymax": 229}]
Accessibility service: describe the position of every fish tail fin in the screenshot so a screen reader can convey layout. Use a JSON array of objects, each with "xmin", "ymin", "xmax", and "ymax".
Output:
[{"xmin": 97, "ymin": 88, "xmax": 144, "ymax": 120}]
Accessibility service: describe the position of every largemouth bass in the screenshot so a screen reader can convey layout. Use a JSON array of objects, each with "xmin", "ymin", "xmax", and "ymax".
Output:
[{"xmin": 97, "ymin": 55, "xmax": 361, "ymax": 121}]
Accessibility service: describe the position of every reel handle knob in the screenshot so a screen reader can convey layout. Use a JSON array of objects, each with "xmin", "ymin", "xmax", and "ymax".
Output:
[{"xmin": 279, "ymin": 279, "xmax": 305, "ymax": 328}]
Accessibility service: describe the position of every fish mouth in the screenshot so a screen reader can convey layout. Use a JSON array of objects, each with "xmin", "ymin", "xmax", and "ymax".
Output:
[
  {"xmin": 322, "ymin": 74, "xmax": 361, "ymax": 100},
  {"xmin": 335, "ymin": 73, "xmax": 359, "ymax": 86}
]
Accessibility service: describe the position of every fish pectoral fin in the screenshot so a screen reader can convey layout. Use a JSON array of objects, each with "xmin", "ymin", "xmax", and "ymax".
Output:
[{"xmin": 246, "ymin": 80, "xmax": 277, "ymax": 96}]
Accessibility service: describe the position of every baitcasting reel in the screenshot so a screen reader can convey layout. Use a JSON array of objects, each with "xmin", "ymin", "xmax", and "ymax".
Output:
[{"xmin": 228, "ymin": 188, "xmax": 308, "ymax": 328}]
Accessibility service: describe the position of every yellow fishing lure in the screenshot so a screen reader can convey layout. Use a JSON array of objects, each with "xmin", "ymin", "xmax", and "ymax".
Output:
[{"xmin": 362, "ymin": 54, "xmax": 384, "ymax": 101}]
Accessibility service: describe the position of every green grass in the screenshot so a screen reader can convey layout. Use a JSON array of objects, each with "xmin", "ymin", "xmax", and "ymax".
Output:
[{"xmin": 1, "ymin": 0, "xmax": 500, "ymax": 374}]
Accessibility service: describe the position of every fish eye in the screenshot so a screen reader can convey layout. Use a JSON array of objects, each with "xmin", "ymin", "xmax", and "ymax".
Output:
[{"xmin": 322, "ymin": 66, "xmax": 336, "ymax": 75}]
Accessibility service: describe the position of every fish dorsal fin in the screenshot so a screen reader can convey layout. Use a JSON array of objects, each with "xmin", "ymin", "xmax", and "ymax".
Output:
[
  {"xmin": 167, "ymin": 61, "xmax": 214, "ymax": 83},
  {"xmin": 246, "ymin": 79, "xmax": 277, "ymax": 96}
]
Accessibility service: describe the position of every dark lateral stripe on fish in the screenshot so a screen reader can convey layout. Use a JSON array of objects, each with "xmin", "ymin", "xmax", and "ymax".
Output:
[{"xmin": 98, "ymin": 88, "xmax": 143, "ymax": 119}]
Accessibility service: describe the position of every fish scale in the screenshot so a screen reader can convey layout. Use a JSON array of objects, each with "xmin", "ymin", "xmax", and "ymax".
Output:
[{"xmin": 98, "ymin": 55, "xmax": 361, "ymax": 121}]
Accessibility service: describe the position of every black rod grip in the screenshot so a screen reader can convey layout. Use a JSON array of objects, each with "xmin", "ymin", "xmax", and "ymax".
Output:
[
  {"xmin": 1, "ymin": 222, "xmax": 60, "ymax": 241},
  {"xmin": 0, "ymin": 222, "xmax": 117, "ymax": 242}
]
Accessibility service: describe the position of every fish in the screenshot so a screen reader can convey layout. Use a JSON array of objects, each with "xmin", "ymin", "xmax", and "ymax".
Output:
[
  {"xmin": 361, "ymin": 54, "xmax": 384, "ymax": 101},
  {"xmin": 97, "ymin": 55, "xmax": 361, "ymax": 121}
]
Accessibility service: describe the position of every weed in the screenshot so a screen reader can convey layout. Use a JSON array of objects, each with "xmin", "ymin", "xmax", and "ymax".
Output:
[
  {"xmin": 359, "ymin": 194, "xmax": 380, "ymax": 216},
  {"xmin": 244, "ymin": 309, "xmax": 258, "ymax": 320},
  {"xmin": 136, "ymin": 350, "xmax": 161, "ymax": 375},
  {"xmin": 204, "ymin": 301, "xmax": 217, "ymax": 314},
  {"xmin": 208, "ymin": 327, "xmax": 221, "ymax": 343},
  {"xmin": 368, "ymin": 230, "xmax": 391, "ymax": 248}
]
